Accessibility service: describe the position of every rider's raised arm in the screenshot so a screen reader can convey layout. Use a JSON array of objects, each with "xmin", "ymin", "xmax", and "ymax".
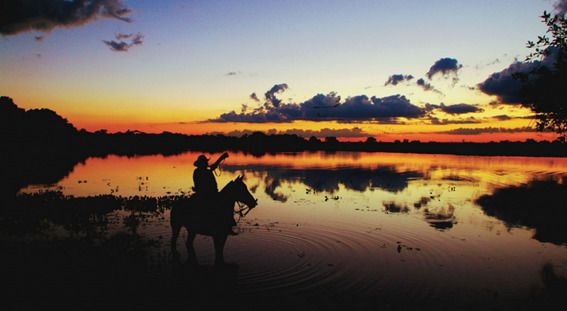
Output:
[{"xmin": 209, "ymin": 152, "xmax": 229, "ymax": 170}]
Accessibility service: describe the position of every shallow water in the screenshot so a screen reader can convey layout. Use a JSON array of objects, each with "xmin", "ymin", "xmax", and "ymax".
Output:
[{"xmin": 16, "ymin": 151, "xmax": 567, "ymax": 307}]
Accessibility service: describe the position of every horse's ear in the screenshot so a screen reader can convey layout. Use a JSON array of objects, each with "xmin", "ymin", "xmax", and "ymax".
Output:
[{"xmin": 236, "ymin": 175, "xmax": 242, "ymax": 181}]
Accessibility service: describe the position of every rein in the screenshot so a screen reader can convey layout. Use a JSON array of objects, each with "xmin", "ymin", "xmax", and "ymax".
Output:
[
  {"xmin": 221, "ymin": 180, "xmax": 256, "ymax": 223},
  {"xmin": 234, "ymin": 201, "xmax": 253, "ymax": 223}
]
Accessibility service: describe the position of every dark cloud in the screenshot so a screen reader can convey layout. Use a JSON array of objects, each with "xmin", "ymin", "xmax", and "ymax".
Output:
[
  {"xmin": 225, "ymin": 71, "xmax": 238, "ymax": 76},
  {"xmin": 416, "ymin": 78, "xmax": 442, "ymax": 94},
  {"xmin": 426, "ymin": 57, "xmax": 463, "ymax": 79},
  {"xmin": 437, "ymin": 126, "xmax": 538, "ymax": 135},
  {"xmin": 212, "ymin": 86, "xmax": 426, "ymax": 123},
  {"xmin": 555, "ymin": 0, "xmax": 567, "ymax": 15},
  {"xmin": 115, "ymin": 32, "xmax": 133, "ymax": 40},
  {"xmin": 103, "ymin": 32, "xmax": 143, "ymax": 52},
  {"xmin": 426, "ymin": 103, "xmax": 483, "ymax": 115},
  {"xmin": 429, "ymin": 116, "xmax": 480, "ymax": 125},
  {"xmin": 264, "ymin": 83, "xmax": 288, "ymax": 108},
  {"xmin": 336, "ymin": 118, "xmax": 407, "ymax": 125},
  {"xmin": 477, "ymin": 47, "xmax": 560, "ymax": 105},
  {"xmin": 212, "ymin": 127, "xmax": 368, "ymax": 138},
  {"xmin": 384, "ymin": 74, "xmax": 414, "ymax": 86},
  {"xmin": 249, "ymin": 93, "xmax": 260, "ymax": 102},
  {"xmin": 282, "ymin": 127, "xmax": 368, "ymax": 138},
  {"xmin": 477, "ymin": 61, "xmax": 541, "ymax": 104},
  {"xmin": 493, "ymin": 114, "xmax": 512, "ymax": 121},
  {"xmin": 383, "ymin": 74, "xmax": 444, "ymax": 93},
  {"xmin": 0, "ymin": 0, "xmax": 132, "ymax": 36}
]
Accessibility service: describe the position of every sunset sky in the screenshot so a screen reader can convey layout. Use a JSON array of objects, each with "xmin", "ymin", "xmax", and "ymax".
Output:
[{"xmin": 1, "ymin": 0, "xmax": 565, "ymax": 142}]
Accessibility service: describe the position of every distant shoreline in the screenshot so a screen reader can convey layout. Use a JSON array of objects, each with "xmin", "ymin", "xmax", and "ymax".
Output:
[
  {"xmin": 77, "ymin": 131, "xmax": 567, "ymax": 158},
  {"xmin": 4, "ymin": 130, "xmax": 567, "ymax": 158},
  {"xmin": 2, "ymin": 96, "xmax": 566, "ymax": 159}
]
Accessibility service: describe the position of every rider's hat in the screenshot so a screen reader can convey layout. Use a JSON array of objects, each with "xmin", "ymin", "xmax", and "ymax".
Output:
[{"xmin": 194, "ymin": 155, "xmax": 209, "ymax": 167}]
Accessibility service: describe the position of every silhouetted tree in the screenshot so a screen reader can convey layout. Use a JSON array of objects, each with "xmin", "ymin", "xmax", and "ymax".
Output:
[
  {"xmin": 365, "ymin": 137, "xmax": 377, "ymax": 144},
  {"xmin": 0, "ymin": 96, "xmax": 78, "ymax": 146},
  {"xmin": 516, "ymin": 11, "xmax": 567, "ymax": 139},
  {"xmin": 308, "ymin": 136, "xmax": 321, "ymax": 143},
  {"xmin": 325, "ymin": 136, "xmax": 338, "ymax": 144}
]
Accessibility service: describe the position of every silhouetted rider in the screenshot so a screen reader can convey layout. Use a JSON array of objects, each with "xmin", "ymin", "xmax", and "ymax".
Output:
[
  {"xmin": 193, "ymin": 152, "xmax": 236, "ymax": 233},
  {"xmin": 193, "ymin": 152, "xmax": 229, "ymax": 199}
]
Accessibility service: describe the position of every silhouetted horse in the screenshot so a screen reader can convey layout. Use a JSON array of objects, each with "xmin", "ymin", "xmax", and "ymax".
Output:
[{"xmin": 171, "ymin": 175, "xmax": 257, "ymax": 265}]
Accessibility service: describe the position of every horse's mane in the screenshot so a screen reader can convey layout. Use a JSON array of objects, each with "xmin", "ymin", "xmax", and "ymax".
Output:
[{"xmin": 220, "ymin": 179, "xmax": 236, "ymax": 194}]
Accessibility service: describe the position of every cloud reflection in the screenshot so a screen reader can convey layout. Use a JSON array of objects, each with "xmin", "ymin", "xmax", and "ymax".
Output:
[
  {"xmin": 476, "ymin": 177, "xmax": 567, "ymax": 245},
  {"xmin": 222, "ymin": 164, "xmax": 424, "ymax": 202}
]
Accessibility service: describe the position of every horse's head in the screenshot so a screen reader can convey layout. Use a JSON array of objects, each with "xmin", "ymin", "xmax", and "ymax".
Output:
[{"xmin": 230, "ymin": 175, "xmax": 258, "ymax": 209}]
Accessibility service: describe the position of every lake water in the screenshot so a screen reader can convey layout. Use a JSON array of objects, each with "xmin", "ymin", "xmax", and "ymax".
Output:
[{"xmin": 16, "ymin": 151, "xmax": 567, "ymax": 308}]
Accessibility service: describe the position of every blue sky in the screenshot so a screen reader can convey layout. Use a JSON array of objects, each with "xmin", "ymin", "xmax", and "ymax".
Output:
[{"xmin": 0, "ymin": 0, "xmax": 561, "ymax": 140}]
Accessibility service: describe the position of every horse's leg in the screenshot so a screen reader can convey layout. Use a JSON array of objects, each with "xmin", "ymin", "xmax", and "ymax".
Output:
[
  {"xmin": 170, "ymin": 222, "xmax": 181, "ymax": 256},
  {"xmin": 213, "ymin": 234, "xmax": 228, "ymax": 265},
  {"xmin": 185, "ymin": 230, "xmax": 197, "ymax": 264}
]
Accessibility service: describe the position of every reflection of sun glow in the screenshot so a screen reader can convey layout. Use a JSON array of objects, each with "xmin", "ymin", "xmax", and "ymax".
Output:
[
  {"xmin": 18, "ymin": 150, "xmax": 567, "ymax": 299},
  {"xmin": 22, "ymin": 151, "xmax": 567, "ymax": 199}
]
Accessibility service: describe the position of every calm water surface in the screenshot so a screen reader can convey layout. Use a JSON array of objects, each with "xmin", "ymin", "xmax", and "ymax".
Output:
[{"xmin": 19, "ymin": 151, "xmax": 567, "ymax": 307}]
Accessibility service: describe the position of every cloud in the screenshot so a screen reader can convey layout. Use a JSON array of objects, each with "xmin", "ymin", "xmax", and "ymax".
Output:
[
  {"xmin": 429, "ymin": 116, "xmax": 480, "ymax": 125},
  {"xmin": 416, "ymin": 78, "xmax": 433, "ymax": 91},
  {"xmin": 426, "ymin": 103, "xmax": 483, "ymax": 114},
  {"xmin": 555, "ymin": 0, "xmax": 567, "ymax": 15},
  {"xmin": 384, "ymin": 74, "xmax": 442, "ymax": 94},
  {"xmin": 477, "ymin": 61, "xmax": 541, "ymax": 104},
  {"xmin": 210, "ymin": 127, "xmax": 369, "ymax": 138},
  {"xmin": 493, "ymin": 114, "xmax": 512, "ymax": 121},
  {"xmin": 438, "ymin": 126, "xmax": 541, "ymax": 135},
  {"xmin": 282, "ymin": 127, "xmax": 368, "ymax": 138},
  {"xmin": 416, "ymin": 78, "xmax": 443, "ymax": 94},
  {"xmin": 103, "ymin": 32, "xmax": 143, "ymax": 52},
  {"xmin": 384, "ymin": 74, "xmax": 414, "ymax": 86},
  {"xmin": 336, "ymin": 118, "xmax": 408, "ymax": 125},
  {"xmin": 0, "ymin": 0, "xmax": 132, "ymax": 36},
  {"xmin": 477, "ymin": 46, "xmax": 561, "ymax": 105},
  {"xmin": 225, "ymin": 71, "xmax": 239, "ymax": 76},
  {"xmin": 249, "ymin": 93, "xmax": 260, "ymax": 102},
  {"xmin": 212, "ymin": 85, "xmax": 427, "ymax": 123},
  {"xmin": 426, "ymin": 57, "xmax": 463, "ymax": 79},
  {"xmin": 115, "ymin": 32, "xmax": 133, "ymax": 40},
  {"xmin": 264, "ymin": 83, "xmax": 289, "ymax": 108}
]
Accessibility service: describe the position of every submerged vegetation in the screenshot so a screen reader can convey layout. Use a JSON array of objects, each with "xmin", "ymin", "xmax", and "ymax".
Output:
[{"xmin": 2, "ymin": 190, "xmax": 240, "ymax": 309}]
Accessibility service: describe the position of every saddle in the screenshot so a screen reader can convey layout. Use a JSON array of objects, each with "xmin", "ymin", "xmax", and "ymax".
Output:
[{"xmin": 187, "ymin": 193, "xmax": 235, "ymax": 228}]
